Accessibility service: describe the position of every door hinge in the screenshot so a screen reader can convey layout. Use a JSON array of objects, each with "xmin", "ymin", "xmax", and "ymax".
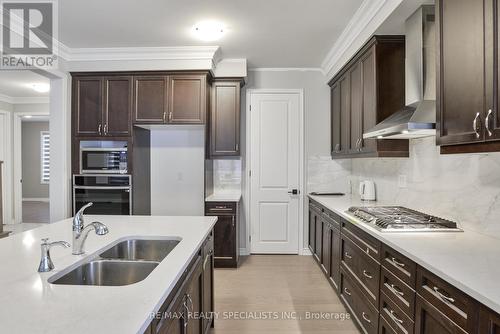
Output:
[
  {"xmin": 250, "ymin": 105, "xmax": 252, "ymax": 111},
  {"xmin": 249, "ymin": 235, "xmax": 251, "ymax": 243},
  {"xmin": 249, "ymin": 170, "xmax": 251, "ymax": 177}
]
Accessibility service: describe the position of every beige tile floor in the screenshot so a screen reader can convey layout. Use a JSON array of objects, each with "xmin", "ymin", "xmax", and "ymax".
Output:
[{"xmin": 210, "ymin": 255, "xmax": 359, "ymax": 334}]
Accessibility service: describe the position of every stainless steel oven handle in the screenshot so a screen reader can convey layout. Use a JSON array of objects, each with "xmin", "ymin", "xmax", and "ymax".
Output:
[{"xmin": 73, "ymin": 186, "xmax": 131, "ymax": 190}]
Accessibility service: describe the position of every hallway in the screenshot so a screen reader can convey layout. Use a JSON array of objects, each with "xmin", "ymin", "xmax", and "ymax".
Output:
[{"xmin": 211, "ymin": 255, "xmax": 358, "ymax": 334}]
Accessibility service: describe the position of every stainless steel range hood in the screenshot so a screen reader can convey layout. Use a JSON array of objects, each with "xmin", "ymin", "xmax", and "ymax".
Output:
[{"xmin": 364, "ymin": 5, "xmax": 436, "ymax": 139}]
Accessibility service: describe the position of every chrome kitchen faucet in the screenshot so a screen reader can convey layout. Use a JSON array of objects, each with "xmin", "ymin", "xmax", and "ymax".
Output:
[
  {"xmin": 72, "ymin": 202, "xmax": 109, "ymax": 255},
  {"xmin": 37, "ymin": 238, "xmax": 70, "ymax": 272}
]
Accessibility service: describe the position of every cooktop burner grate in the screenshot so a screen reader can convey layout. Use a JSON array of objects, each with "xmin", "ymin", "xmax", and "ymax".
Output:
[{"xmin": 346, "ymin": 206, "xmax": 461, "ymax": 232}]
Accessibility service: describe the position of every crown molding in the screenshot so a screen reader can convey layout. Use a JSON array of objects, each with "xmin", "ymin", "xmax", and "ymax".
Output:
[
  {"xmin": 0, "ymin": 94, "xmax": 49, "ymax": 104},
  {"xmin": 59, "ymin": 45, "xmax": 220, "ymax": 62},
  {"xmin": 321, "ymin": 0, "xmax": 403, "ymax": 81},
  {"xmin": 249, "ymin": 67, "xmax": 325, "ymax": 74}
]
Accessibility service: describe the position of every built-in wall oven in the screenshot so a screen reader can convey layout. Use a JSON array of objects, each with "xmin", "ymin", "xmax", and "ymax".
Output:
[
  {"xmin": 73, "ymin": 174, "xmax": 131, "ymax": 215},
  {"xmin": 80, "ymin": 147, "xmax": 127, "ymax": 174}
]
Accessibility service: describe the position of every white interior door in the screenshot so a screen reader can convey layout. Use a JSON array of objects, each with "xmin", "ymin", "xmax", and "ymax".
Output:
[
  {"xmin": 0, "ymin": 111, "xmax": 12, "ymax": 225},
  {"xmin": 250, "ymin": 92, "xmax": 301, "ymax": 254}
]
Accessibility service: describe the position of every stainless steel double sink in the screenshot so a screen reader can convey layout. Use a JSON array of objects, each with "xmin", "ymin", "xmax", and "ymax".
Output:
[{"xmin": 49, "ymin": 238, "xmax": 180, "ymax": 287}]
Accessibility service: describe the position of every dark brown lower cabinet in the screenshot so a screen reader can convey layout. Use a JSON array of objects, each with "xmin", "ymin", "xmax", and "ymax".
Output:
[
  {"xmin": 202, "ymin": 233, "xmax": 214, "ymax": 332},
  {"xmin": 340, "ymin": 269, "xmax": 379, "ymax": 334},
  {"xmin": 321, "ymin": 219, "xmax": 331, "ymax": 276},
  {"xmin": 329, "ymin": 224, "xmax": 341, "ymax": 289},
  {"xmin": 308, "ymin": 199, "xmax": 500, "ymax": 334},
  {"xmin": 479, "ymin": 306, "xmax": 500, "ymax": 334},
  {"xmin": 414, "ymin": 295, "xmax": 467, "ymax": 334},
  {"xmin": 150, "ymin": 232, "xmax": 213, "ymax": 334},
  {"xmin": 379, "ymin": 315, "xmax": 398, "ymax": 334},
  {"xmin": 205, "ymin": 201, "xmax": 239, "ymax": 268}
]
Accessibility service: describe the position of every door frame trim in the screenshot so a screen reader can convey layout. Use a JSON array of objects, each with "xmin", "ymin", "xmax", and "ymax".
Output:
[
  {"xmin": 13, "ymin": 110, "xmax": 50, "ymax": 223},
  {"xmin": 245, "ymin": 89, "xmax": 305, "ymax": 255}
]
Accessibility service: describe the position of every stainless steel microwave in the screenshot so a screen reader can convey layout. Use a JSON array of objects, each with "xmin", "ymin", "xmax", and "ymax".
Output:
[{"xmin": 80, "ymin": 147, "xmax": 127, "ymax": 174}]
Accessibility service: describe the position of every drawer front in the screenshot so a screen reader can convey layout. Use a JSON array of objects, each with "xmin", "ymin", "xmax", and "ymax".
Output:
[
  {"xmin": 341, "ymin": 270, "xmax": 379, "ymax": 334},
  {"xmin": 380, "ymin": 266, "xmax": 415, "ymax": 318},
  {"xmin": 382, "ymin": 244, "xmax": 417, "ymax": 288},
  {"xmin": 415, "ymin": 295, "xmax": 467, "ymax": 334},
  {"xmin": 342, "ymin": 220, "xmax": 381, "ymax": 262},
  {"xmin": 205, "ymin": 202, "xmax": 236, "ymax": 214},
  {"xmin": 379, "ymin": 314, "xmax": 398, "ymax": 334},
  {"xmin": 380, "ymin": 291, "xmax": 414, "ymax": 334},
  {"xmin": 341, "ymin": 235, "xmax": 380, "ymax": 306},
  {"xmin": 417, "ymin": 266, "xmax": 477, "ymax": 331}
]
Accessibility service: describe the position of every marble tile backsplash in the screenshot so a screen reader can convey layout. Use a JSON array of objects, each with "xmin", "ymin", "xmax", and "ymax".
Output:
[
  {"xmin": 213, "ymin": 159, "xmax": 242, "ymax": 193},
  {"xmin": 307, "ymin": 156, "xmax": 351, "ymax": 194},
  {"xmin": 351, "ymin": 137, "xmax": 500, "ymax": 235}
]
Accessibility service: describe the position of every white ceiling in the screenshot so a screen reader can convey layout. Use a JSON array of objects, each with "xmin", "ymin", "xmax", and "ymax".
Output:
[
  {"xmin": 59, "ymin": 0, "xmax": 364, "ymax": 68},
  {"xmin": 0, "ymin": 71, "xmax": 50, "ymax": 98}
]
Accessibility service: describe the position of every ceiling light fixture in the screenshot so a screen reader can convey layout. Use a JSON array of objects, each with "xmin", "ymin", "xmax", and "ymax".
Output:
[
  {"xmin": 23, "ymin": 115, "xmax": 33, "ymax": 119},
  {"xmin": 192, "ymin": 21, "xmax": 226, "ymax": 41},
  {"xmin": 31, "ymin": 83, "xmax": 50, "ymax": 93}
]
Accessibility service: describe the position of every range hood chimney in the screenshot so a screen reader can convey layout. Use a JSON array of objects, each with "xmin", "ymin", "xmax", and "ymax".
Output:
[{"xmin": 364, "ymin": 5, "xmax": 436, "ymax": 139}]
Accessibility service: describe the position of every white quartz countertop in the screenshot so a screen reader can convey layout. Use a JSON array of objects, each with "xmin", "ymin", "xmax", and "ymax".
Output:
[
  {"xmin": 309, "ymin": 194, "xmax": 500, "ymax": 315},
  {"xmin": 0, "ymin": 215, "xmax": 217, "ymax": 334},
  {"xmin": 205, "ymin": 192, "xmax": 241, "ymax": 202}
]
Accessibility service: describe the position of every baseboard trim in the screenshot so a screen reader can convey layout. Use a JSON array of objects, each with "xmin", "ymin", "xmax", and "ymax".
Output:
[
  {"xmin": 22, "ymin": 198, "xmax": 49, "ymax": 202},
  {"xmin": 301, "ymin": 247, "xmax": 313, "ymax": 256},
  {"xmin": 239, "ymin": 248, "xmax": 250, "ymax": 256}
]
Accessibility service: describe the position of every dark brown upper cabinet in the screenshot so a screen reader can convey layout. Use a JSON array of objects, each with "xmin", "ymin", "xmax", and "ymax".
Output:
[
  {"xmin": 329, "ymin": 35, "xmax": 408, "ymax": 159},
  {"xmin": 104, "ymin": 76, "xmax": 132, "ymax": 136},
  {"xmin": 73, "ymin": 76, "xmax": 103, "ymax": 137},
  {"xmin": 209, "ymin": 79, "xmax": 242, "ymax": 157},
  {"xmin": 168, "ymin": 75, "xmax": 207, "ymax": 124},
  {"xmin": 438, "ymin": 0, "xmax": 500, "ymax": 153},
  {"xmin": 73, "ymin": 75, "xmax": 132, "ymax": 137},
  {"xmin": 133, "ymin": 76, "xmax": 168, "ymax": 124}
]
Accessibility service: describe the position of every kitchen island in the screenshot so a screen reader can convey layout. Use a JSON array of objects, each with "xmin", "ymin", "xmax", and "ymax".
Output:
[{"xmin": 0, "ymin": 215, "xmax": 216, "ymax": 334}]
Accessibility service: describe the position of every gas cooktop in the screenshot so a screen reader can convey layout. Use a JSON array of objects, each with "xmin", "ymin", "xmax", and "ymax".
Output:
[{"xmin": 346, "ymin": 206, "xmax": 462, "ymax": 232}]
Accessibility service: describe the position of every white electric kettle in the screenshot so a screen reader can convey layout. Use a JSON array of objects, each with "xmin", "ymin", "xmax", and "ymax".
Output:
[{"xmin": 359, "ymin": 180, "xmax": 376, "ymax": 201}]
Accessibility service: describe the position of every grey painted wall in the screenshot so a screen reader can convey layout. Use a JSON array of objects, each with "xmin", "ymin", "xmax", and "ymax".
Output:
[{"xmin": 22, "ymin": 121, "xmax": 49, "ymax": 199}]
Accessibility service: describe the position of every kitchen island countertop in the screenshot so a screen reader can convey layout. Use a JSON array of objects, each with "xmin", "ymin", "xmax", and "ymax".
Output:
[{"xmin": 0, "ymin": 215, "xmax": 216, "ymax": 334}]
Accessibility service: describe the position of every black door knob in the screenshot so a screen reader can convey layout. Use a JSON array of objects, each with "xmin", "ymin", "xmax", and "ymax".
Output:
[{"xmin": 288, "ymin": 189, "xmax": 299, "ymax": 195}]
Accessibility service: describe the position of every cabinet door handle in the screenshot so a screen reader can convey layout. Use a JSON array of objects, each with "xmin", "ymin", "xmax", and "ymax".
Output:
[
  {"xmin": 391, "ymin": 257, "xmax": 405, "ymax": 268},
  {"xmin": 362, "ymin": 270, "xmax": 373, "ymax": 279},
  {"xmin": 232, "ymin": 216, "xmax": 235, "ymax": 227},
  {"xmin": 473, "ymin": 112, "xmax": 481, "ymax": 138},
  {"xmin": 103, "ymin": 124, "xmax": 108, "ymax": 135},
  {"xmin": 235, "ymin": 143, "xmax": 239, "ymax": 151},
  {"xmin": 344, "ymin": 288, "xmax": 352, "ymax": 296},
  {"xmin": 98, "ymin": 123, "xmax": 102, "ymax": 135},
  {"xmin": 389, "ymin": 309, "xmax": 404, "ymax": 324},
  {"xmin": 163, "ymin": 112, "xmax": 167, "ymax": 123},
  {"xmin": 486, "ymin": 109, "xmax": 493, "ymax": 136},
  {"xmin": 361, "ymin": 312, "xmax": 371, "ymax": 323},
  {"xmin": 335, "ymin": 143, "xmax": 341, "ymax": 153},
  {"xmin": 169, "ymin": 111, "xmax": 173, "ymax": 122},
  {"xmin": 433, "ymin": 286, "xmax": 455, "ymax": 304},
  {"xmin": 390, "ymin": 284, "xmax": 404, "ymax": 297},
  {"xmin": 344, "ymin": 252, "xmax": 352, "ymax": 259}
]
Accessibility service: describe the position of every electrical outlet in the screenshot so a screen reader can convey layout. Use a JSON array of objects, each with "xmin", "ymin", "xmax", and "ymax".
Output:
[{"xmin": 398, "ymin": 174, "xmax": 407, "ymax": 188}]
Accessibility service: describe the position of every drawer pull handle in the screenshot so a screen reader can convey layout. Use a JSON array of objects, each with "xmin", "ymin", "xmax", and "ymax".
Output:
[
  {"xmin": 362, "ymin": 312, "xmax": 371, "ymax": 323},
  {"xmin": 433, "ymin": 286, "xmax": 455, "ymax": 304},
  {"xmin": 389, "ymin": 309, "xmax": 404, "ymax": 324},
  {"xmin": 365, "ymin": 247, "xmax": 370, "ymax": 254},
  {"xmin": 363, "ymin": 270, "xmax": 373, "ymax": 279},
  {"xmin": 344, "ymin": 252, "xmax": 352, "ymax": 259},
  {"xmin": 391, "ymin": 257, "xmax": 405, "ymax": 267},
  {"xmin": 390, "ymin": 284, "xmax": 404, "ymax": 297},
  {"xmin": 344, "ymin": 288, "xmax": 352, "ymax": 296}
]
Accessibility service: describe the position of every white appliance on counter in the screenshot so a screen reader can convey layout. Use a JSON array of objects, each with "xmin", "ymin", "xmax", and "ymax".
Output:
[
  {"xmin": 150, "ymin": 126, "xmax": 205, "ymax": 216},
  {"xmin": 359, "ymin": 180, "xmax": 376, "ymax": 201}
]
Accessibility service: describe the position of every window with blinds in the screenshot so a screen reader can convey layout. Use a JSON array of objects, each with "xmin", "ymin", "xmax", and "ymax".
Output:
[{"xmin": 40, "ymin": 131, "xmax": 50, "ymax": 184}]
